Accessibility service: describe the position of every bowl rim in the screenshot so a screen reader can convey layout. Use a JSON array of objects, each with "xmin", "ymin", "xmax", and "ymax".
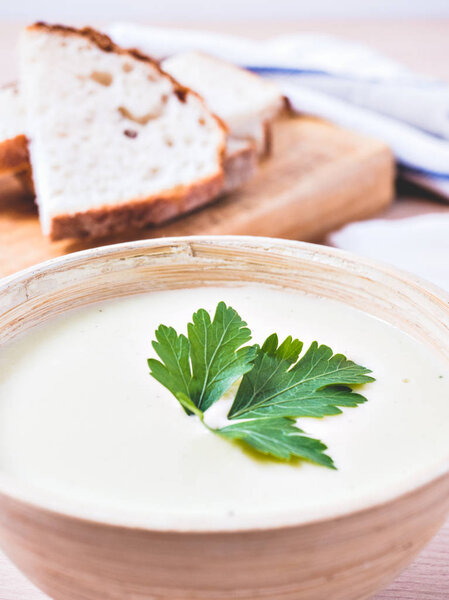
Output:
[{"xmin": 1, "ymin": 234, "xmax": 449, "ymax": 534}]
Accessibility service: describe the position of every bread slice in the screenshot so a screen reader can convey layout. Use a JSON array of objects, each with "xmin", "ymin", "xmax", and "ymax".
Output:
[
  {"xmin": 161, "ymin": 51, "xmax": 284, "ymax": 156},
  {"xmin": 1, "ymin": 47, "xmax": 263, "ymax": 203},
  {"xmin": 0, "ymin": 84, "xmax": 256, "ymax": 197},
  {"xmin": 0, "ymin": 84, "xmax": 29, "ymax": 177},
  {"xmin": 19, "ymin": 23, "xmax": 228, "ymax": 240}
]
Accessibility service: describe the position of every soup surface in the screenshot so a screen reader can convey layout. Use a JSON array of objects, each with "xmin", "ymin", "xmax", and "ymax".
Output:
[{"xmin": 0, "ymin": 285, "xmax": 448, "ymax": 530}]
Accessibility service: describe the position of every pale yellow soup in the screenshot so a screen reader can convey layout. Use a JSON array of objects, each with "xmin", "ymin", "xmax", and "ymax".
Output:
[{"xmin": 0, "ymin": 285, "xmax": 448, "ymax": 530}]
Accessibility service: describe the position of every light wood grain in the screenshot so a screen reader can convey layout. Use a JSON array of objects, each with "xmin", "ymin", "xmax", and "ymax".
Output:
[
  {"xmin": 0, "ymin": 237, "xmax": 449, "ymax": 600},
  {"xmin": 0, "ymin": 115, "xmax": 394, "ymax": 277},
  {"xmin": 1, "ymin": 521, "xmax": 447, "ymax": 600}
]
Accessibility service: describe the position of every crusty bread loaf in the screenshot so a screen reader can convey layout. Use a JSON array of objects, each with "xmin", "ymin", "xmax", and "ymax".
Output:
[
  {"xmin": 20, "ymin": 23, "xmax": 228, "ymax": 240},
  {"xmin": 0, "ymin": 84, "xmax": 29, "ymax": 177},
  {"xmin": 162, "ymin": 51, "xmax": 284, "ymax": 156}
]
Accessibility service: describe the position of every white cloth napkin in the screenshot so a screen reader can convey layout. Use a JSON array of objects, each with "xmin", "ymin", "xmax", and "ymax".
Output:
[
  {"xmin": 109, "ymin": 23, "xmax": 449, "ymax": 199},
  {"xmin": 329, "ymin": 213, "xmax": 449, "ymax": 292}
]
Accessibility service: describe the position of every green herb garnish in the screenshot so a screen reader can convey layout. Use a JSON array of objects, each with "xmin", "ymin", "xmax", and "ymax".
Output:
[{"xmin": 148, "ymin": 302, "xmax": 374, "ymax": 469}]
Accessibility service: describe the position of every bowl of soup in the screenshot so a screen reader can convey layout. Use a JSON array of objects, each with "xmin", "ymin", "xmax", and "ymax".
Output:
[{"xmin": 0, "ymin": 236, "xmax": 448, "ymax": 600}]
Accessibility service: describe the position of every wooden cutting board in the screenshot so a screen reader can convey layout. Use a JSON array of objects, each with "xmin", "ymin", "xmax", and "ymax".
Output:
[{"xmin": 0, "ymin": 115, "xmax": 394, "ymax": 278}]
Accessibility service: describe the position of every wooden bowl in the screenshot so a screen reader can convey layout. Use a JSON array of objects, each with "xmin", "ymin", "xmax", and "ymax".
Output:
[{"xmin": 0, "ymin": 236, "xmax": 448, "ymax": 600}]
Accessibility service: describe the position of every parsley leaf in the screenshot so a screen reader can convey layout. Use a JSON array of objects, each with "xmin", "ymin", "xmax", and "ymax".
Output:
[
  {"xmin": 148, "ymin": 302, "xmax": 257, "ymax": 414},
  {"xmin": 147, "ymin": 325, "xmax": 191, "ymax": 401},
  {"xmin": 218, "ymin": 417, "xmax": 335, "ymax": 468},
  {"xmin": 148, "ymin": 304, "xmax": 375, "ymax": 469},
  {"xmin": 228, "ymin": 335, "xmax": 374, "ymax": 420},
  {"xmin": 188, "ymin": 302, "xmax": 256, "ymax": 412}
]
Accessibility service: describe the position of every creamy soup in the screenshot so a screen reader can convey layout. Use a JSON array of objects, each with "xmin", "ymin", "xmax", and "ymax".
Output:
[{"xmin": 0, "ymin": 285, "xmax": 448, "ymax": 531}]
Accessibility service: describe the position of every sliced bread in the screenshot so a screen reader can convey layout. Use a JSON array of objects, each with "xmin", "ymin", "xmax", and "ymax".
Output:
[
  {"xmin": 0, "ymin": 84, "xmax": 256, "ymax": 197},
  {"xmin": 20, "ymin": 23, "xmax": 228, "ymax": 240},
  {"xmin": 161, "ymin": 51, "xmax": 284, "ymax": 156},
  {"xmin": 0, "ymin": 84, "xmax": 29, "ymax": 177}
]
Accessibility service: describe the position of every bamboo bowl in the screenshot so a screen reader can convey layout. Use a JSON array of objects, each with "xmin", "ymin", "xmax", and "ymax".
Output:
[{"xmin": 0, "ymin": 236, "xmax": 449, "ymax": 600}]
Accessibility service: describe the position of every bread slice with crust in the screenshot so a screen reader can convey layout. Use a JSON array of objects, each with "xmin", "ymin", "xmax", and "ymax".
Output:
[
  {"xmin": 19, "ymin": 23, "xmax": 228, "ymax": 240},
  {"xmin": 0, "ymin": 47, "xmax": 265, "ymax": 206},
  {"xmin": 0, "ymin": 84, "xmax": 256, "ymax": 198},
  {"xmin": 0, "ymin": 83, "xmax": 29, "ymax": 177},
  {"xmin": 162, "ymin": 51, "xmax": 284, "ymax": 156}
]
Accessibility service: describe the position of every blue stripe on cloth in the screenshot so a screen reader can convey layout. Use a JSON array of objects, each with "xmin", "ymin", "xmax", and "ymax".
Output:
[
  {"xmin": 245, "ymin": 65, "xmax": 446, "ymax": 88},
  {"xmin": 399, "ymin": 163, "xmax": 449, "ymax": 180},
  {"xmin": 246, "ymin": 66, "xmax": 330, "ymax": 76}
]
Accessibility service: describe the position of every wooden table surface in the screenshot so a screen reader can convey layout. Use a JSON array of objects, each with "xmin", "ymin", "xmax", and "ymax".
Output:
[{"xmin": 0, "ymin": 18, "xmax": 448, "ymax": 600}]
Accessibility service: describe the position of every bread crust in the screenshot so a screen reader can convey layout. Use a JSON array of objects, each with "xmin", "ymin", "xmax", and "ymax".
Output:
[
  {"xmin": 49, "ymin": 172, "xmax": 225, "ymax": 240},
  {"xmin": 0, "ymin": 83, "xmax": 28, "ymax": 176},
  {"xmin": 0, "ymin": 135, "xmax": 29, "ymax": 176}
]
